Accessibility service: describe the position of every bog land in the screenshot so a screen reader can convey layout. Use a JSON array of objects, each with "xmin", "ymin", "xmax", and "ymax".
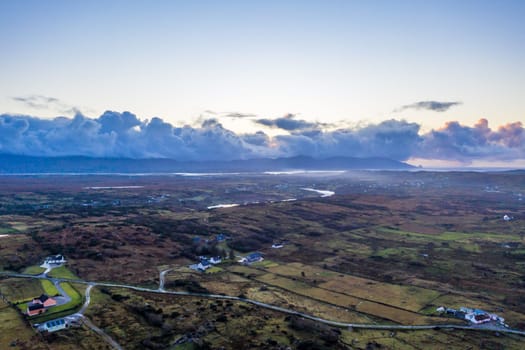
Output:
[{"xmin": 0, "ymin": 170, "xmax": 524, "ymax": 349}]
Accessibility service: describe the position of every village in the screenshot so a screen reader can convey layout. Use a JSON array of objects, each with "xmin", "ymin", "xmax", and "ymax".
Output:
[
  {"xmin": 17, "ymin": 235, "xmax": 279, "ymax": 335},
  {"xmin": 14, "ymin": 235, "xmax": 512, "ymax": 339}
]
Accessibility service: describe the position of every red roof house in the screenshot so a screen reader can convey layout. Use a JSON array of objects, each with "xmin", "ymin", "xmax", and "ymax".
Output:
[
  {"xmin": 27, "ymin": 303, "xmax": 45, "ymax": 316},
  {"xmin": 32, "ymin": 294, "xmax": 57, "ymax": 308},
  {"xmin": 26, "ymin": 294, "xmax": 57, "ymax": 316}
]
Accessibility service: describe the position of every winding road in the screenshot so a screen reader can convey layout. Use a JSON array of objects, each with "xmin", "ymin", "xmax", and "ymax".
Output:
[
  {"xmin": 33, "ymin": 267, "xmax": 123, "ymax": 350},
  {"xmin": 63, "ymin": 284, "xmax": 123, "ymax": 350},
  {"xmin": 2, "ymin": 271, "xmax": 525, "ymax": 337}
]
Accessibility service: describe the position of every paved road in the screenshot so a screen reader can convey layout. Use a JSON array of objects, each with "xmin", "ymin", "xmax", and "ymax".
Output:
[
  {"xmin": 66, "ymin": 284, "xmax": 122, "ymax": 350},
  {"xmin": 52, "ymin": 280, "xmax": 72, "ymax": 306},
  {"xmin": 34, "ymin": 264, "xmax": 72, "ymax": 306},
  {"xmin": 80, "ymin": 316, "xmax": 123, "ymax": 350},
  {"xmin": 2, "ymin": 271, "xmax": 524, "ymax": 337},
  {"xmin": 13, "ymin": 271, "xmax": 123, "ymax": 350},
  {"xmin": 158, "ymin": 268, "xmax": 172, "ymax": 291},
  {"xmin": 78, "ymin": 284, "xmax": 93, "ymax": 314}
]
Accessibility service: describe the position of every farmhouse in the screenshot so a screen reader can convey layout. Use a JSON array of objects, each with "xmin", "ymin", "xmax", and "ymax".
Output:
[
  {"xmin": 32, "ymin": 294, "xmax": 57, "ymax": 307},
  {"xmin": 459, "ymin": 307, "xmax": 504, "ymax": 325},
  {"xmin": 239, "ymin": 252, "xmax": 264, "ymax": 264},
  {"xmin": 27, "ymin": 303, "xmax": 45, "ymax": 316},
  {"xmin": 197, "ymin": 259, "xmax": 211, "ymax": 271},
  {"xmin": 209, "ymin": 256, "xmax": 222, "ymax": 264},
  {"xmin": 189, "ymin": 256, "xmax": 222, "ymax": 271},
  {"xmin": 44, "ymin": 254, "xmax": 66, "ymax": 265},
  {"xmin": 26, "ymin": 294, "xmax": 57, "ymax": 316},
  {"xmin": 466, "ymin": 313, "xmax": 491, "ymax": 324}
]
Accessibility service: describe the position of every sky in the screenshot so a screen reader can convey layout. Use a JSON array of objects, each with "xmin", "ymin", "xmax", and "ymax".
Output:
[{"xmin": 0, "ymin": 0, "xmax": 524, "ymax": 167}]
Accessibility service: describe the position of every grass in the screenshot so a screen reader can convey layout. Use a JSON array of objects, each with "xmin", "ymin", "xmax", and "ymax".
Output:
[
  {"xmin": 0, "ymin": 227, "xmax": 18, "ymax": 234},
  {"xmin": 252, "ymin": 259, "xmax": 279, "ymax": 268},
  {"xmin": 28, "ymin": 282, "xmax": 82, "ymax": 324},
  {"xmin": 509, "ymin": 249, "xmax": 525, "ymax": 256},
  {"xmin": 82, "ymin": 285, "xmax": 111, "ymax": 309},
  {"xmin": 254, "ymin": 272, "xmax": 428, "ymax": 324},
  {"xmin": 373, "ymin": 247, "xmax": 420, "ymax": 259},
  {"xmin": 15, "ymin": 301, "xmax": 30, "ymax": 313},
  {"xmin": 269, "ymin": 262, "xmax": 441, "ymax": 312},
  {"xmin": 0, "ymin": 300, "xmax": 35, "ymax": 348},
  {"xmin": 47, "ymin": 265, "xmax": 79, "ymax": 279},
  {"xmin": 6, "ymin": 222, "xmax": 29, "ymax": 232},
  {"xmin": 22, "ymin": 265, "xmax": 46, "ymax": 275},
  {"xmin": 61, "ymin": 282, "xmax": 82, "ymax": 303},
  {"xmin": 0, "ymin": 278, "xmax": 44, "ymax": 303},
  {"xmin": 227, "ymin": 265, "xmax": 266, "ymax": 276},
  {"xmin": 41, "ymin": 279, "xmax": 60, "ymax": 296},
  {"xmin": 377, "ymin": 227, "xmax": 520, "ymax": 244},
  {"xmin": 205, "ymin": 266, "xmax": 223, "ymax": 274}
]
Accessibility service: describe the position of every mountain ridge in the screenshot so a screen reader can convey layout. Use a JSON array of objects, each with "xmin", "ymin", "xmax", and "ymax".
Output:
[{"xmin": 0, "ymin": 154, "xmax": 414, "ymax": 173}]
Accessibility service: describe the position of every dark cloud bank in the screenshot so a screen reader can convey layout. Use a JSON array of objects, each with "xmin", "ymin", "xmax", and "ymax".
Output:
[{"xmin": 0, "ymin": 111, "xmax": 523, "ymax": 164}]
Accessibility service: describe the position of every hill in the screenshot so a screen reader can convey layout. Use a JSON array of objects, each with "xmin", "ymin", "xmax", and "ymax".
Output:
[{"xmin": 0, "ymin": 154, "xmax": 413, "ymax": 173}]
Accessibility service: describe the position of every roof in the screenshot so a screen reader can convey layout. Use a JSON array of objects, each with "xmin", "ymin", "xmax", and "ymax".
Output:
[
  {"xmin": 28, "ymin": 303, "xmax": 44, "ymax": 311},
  {"xmin": 246, "ymin": 252, "xmax": 263, "ymax": 262},
  {"xmin": 475, "ymin": 314, "xmax": 491, "ymax": 321},
  {"xmin": 36, "ymin": 294, "xmax": 50, "ymax": 303},
  {"xmin": 47, "ymin": 254, "xmax": 63, "ymax": 260},
  {"xmin": 46, "ymin": 319, "xmax": 66, "ymax": 328}
]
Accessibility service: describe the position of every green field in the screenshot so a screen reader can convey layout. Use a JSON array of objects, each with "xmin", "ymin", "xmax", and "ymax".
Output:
[
  {"xmin": 22, "ymin": 265, "xmax": 46, "ymax": 275},
  {"xmin": 0, "ymin": 301, "xmax": 36, "ymax": 348},
  {"xmin": 0, "ymin": 278, "xmax": 44, "ymax": 303},
  {"xmin": 28, "ymin": 282, "xmax": 82, "ymax": 323},
  {"xmin": 47, "ymin": 266, "xmax": 79, "ymax": 279},
  {"xmin": 41, "ymin": 279, "xmax": 60, "ymax": 296}
]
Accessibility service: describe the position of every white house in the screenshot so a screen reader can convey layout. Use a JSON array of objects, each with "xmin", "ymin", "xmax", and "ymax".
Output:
[
  {"xmin": 197, "ymin": 259, "xmax": 211, "ymax": 271},
  {"xmin": 465, "ymin": 313, "xmax": 491, "ymax": 324},
  {"xmin": 209, "ymin": 256, "xmax": 222, "ymax": 264},
  {"xmin": 44, "ymin": 255, "xmax": 66, "ymax": 265}
]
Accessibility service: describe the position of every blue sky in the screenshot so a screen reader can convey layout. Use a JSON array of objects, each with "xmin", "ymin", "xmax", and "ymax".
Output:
[{"xmin": 0, "ymin": 1, "xmax": 524, "ymax": 165}]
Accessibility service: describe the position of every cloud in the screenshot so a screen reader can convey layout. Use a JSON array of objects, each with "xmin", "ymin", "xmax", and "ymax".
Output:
[
  {"xmin": 395, "ymin": 101, "xmax": 462, "ymax": 113},
  {"xmin": 273, "ymin": 119, "xmax": 422, "ymax": 160},
  {"xmin": 223, "ymin": 112, "xmax": 258, "ymax": 119},
  {"xmin": 417, "ymin": 118, "xmax": 524, "ymax": 162},
  {"xmin": 12, "ymin": 95, "xmax": 81, "ymax": 115},
  {"xmin": 12, "ymin": 95, "xmax": 59, "ymax": 108},
  {"xmin": 0, "ymin": 112, "xmax": 523, "ymax": 163},
  {"xmin": 255, "ymin": 113, "xmax": 329, "ymax": 131},
  {"xmin": 0, "ymin": 111, "xmax": 276, "ymax": 161}
]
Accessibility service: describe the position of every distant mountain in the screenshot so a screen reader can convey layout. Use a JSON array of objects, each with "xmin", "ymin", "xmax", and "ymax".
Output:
[{"xmin": 0, "ymin": 154, "xmax": 414, "ymax": 174}]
